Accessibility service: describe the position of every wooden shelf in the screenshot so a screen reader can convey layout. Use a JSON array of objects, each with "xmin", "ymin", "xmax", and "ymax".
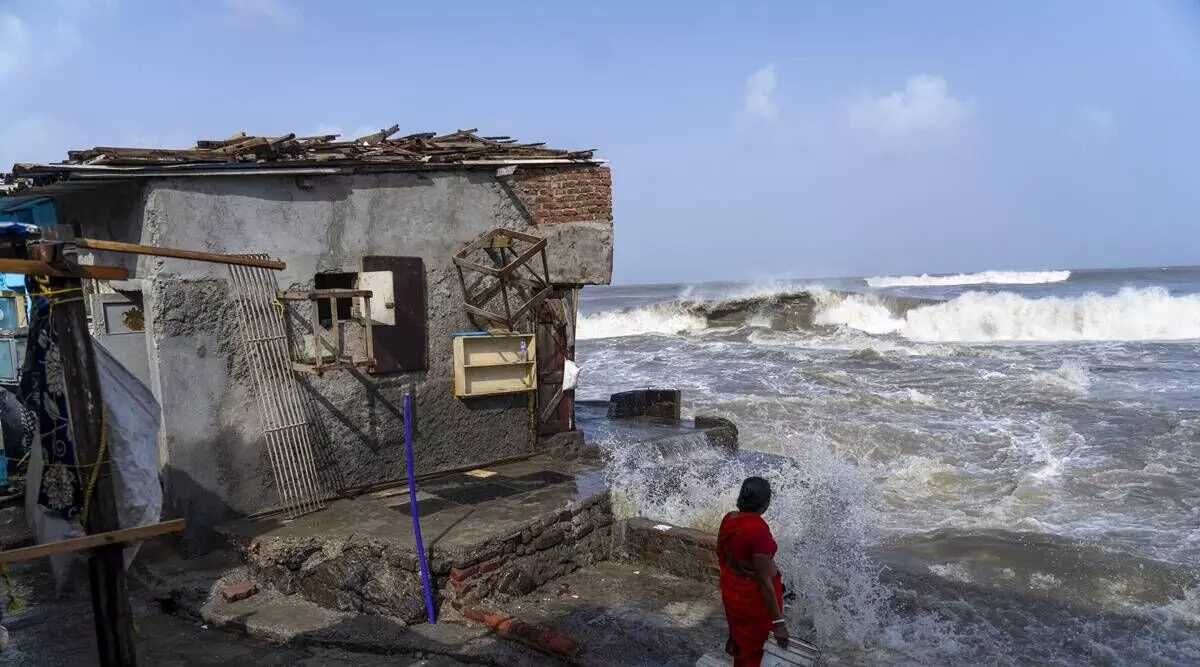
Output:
[
  {"xmin": 464, "ymin": 360, "xmax": 536, "ymax": 368},
  {"xmin": 453, "ymin": 333, "xmax": 536, "ymax": 398}
]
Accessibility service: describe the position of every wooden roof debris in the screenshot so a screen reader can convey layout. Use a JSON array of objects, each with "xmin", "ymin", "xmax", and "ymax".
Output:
[{"xmin": 13, "ymin": 126, "xmax": 596, "ymax": 174}]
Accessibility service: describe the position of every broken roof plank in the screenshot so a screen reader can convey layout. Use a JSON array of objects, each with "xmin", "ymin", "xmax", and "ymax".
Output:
[{"xmin": 10, "ymin": 125, "xmax": 599, "ymax": 185}]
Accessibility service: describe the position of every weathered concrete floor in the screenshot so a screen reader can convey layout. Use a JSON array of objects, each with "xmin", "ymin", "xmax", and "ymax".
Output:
[
  {"xmin": 0, "ymin": 558, "xmax": 493, "ymax": 667},
  {"xmin": 220, "ymin": 456, "xmax": 606, "ymax": 555},
  {"xmin": 195, "ymin": 584, "xmax": 561, "ymax": 666},
  {"xmin": 496, "ymin": 561, "xmax": 729, "ymax": 667},
  {"xmin": 0, "ymin": 505, "xmax": 557, "ymax": 667}
]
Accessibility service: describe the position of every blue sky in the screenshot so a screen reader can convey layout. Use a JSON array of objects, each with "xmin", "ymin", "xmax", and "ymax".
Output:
[{"xmin": 2, "ymin": 1, "xmax": 1199, "ymax": 284}]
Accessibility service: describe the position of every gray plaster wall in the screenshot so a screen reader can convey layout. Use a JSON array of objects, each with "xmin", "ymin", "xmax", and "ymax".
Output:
[{"xmin": 62, "ymin": 169, "xmax": 612, "ymax": 549}]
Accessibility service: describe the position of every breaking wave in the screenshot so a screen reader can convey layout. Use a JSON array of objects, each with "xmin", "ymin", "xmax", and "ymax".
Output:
[
  {"xmin": 865, "ymin": 270, "xmax": 1071, "ymax": 288},
  {"xmin": 824, "ymin": 286, "xmax": 1200, "ymax": 342},
  {"xmin": 577, "ymin": 286, "xmax": 1200, "ymax": 343},
  {"xmin": 574, "ymin": 305, "xmax": 707, "ymax": 339}
]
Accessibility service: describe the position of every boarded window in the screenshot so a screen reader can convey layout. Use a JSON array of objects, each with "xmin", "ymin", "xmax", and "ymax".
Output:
[
  {"xmin": 314, "ymin": 272, "xmax": 356, "ymax": 327},
  {"xmin": 361, "ymin": 256, "xmax": 426, "ymax": 373}
]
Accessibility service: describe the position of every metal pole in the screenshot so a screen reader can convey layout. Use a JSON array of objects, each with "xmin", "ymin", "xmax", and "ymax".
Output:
[{"xmin": 403, "ymin": 393, "xmax": 436, "ymax": 623}]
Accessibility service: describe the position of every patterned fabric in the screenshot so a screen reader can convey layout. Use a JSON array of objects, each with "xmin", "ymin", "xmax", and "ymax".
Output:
[
  {"xmin": 0, "ymin": 222, "xmax": 42, "ymax": 240},
  {"xmin": 18, "ymin": 286, "xmax": 83, "ymax": 520}
]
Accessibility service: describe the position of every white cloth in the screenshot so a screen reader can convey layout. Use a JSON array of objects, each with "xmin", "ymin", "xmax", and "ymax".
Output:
[{"xmin": 563, "ymin": 359, "xmax": 580, "ymax": 391}]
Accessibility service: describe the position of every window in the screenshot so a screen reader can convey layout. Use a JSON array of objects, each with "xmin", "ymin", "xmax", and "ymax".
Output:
[{"xmin": 314, "ymin": 272, "xmax": 357, "ymax": 328}]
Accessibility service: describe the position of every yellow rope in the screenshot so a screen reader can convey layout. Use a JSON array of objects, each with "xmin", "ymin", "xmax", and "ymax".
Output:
[
  {"xmin": 2, "ymin": 564, "xmax": 23, "ymax": 615},
  {"xmin": 30, "ymin": 287, "xmax": 82, "ymax": 299},
  {"xmin": 80, "ymin": 402, "xmax": 108, "ymax": 526}
]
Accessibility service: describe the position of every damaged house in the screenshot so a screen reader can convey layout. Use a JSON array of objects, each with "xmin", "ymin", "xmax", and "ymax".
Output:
[{"xmin": 2, "ymin": 127, "xmax": 613, "ymax": 549}]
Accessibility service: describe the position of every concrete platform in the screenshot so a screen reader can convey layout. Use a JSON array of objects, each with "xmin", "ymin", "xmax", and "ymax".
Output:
[
  {"xmin": 493, "ymin": 561, "xmax": 728, "ymax": 667},
  {"xmin": 218, "ymin": 456, "xmax": 616, "ymax": 622},
  {"xmin": 0, "ymin": 563, "xmax": 553, "ymax": 666}
]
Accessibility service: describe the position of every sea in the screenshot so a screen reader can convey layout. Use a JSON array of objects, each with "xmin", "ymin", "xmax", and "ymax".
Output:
[{"xmin": 575, "ymin": 267, "xmax": 1200, "ymax": 666}]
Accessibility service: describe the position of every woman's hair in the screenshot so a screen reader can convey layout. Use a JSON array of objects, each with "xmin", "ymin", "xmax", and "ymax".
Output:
[{"xmin": 736, "ymin": 476, "xmax": 772, "ymax": 513}]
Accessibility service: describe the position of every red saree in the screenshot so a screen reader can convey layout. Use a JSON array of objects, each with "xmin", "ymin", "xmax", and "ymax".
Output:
[{"xmin": 718, "ymin": 511, "xmax": 784, "ymax": 667}]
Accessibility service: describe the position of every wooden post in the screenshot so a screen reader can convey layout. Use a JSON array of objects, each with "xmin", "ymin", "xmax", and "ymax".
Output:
[{"xmin": 30, "ymin": 244, "xmax": 137, "ymax": 666}]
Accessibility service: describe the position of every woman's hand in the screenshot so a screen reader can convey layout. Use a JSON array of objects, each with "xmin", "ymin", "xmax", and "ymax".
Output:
[{"xmin": 773, "ymin": 622, "xmax": 790, "ymax": 650}]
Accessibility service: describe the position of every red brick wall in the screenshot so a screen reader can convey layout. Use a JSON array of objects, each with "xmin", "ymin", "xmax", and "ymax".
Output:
[{"xmin": 509, "ymin": 165, "xmax": 612, "ymax": 225}]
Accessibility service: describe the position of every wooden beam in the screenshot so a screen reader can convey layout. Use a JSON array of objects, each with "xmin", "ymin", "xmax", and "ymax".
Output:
[
  {"xmin": 0, "ymin": 258, "xmax": 128, "ymax": 281},
  {"xmin": 0, "ymin": 520, "xmax": 186, "ymax": 566},
  {"xmin": 75, "ymin": 238, "xmax": 286, "ymax": 270},
  {"xmin": 278, "ymin": 289, "xmax": 373, "ymax": 300}
]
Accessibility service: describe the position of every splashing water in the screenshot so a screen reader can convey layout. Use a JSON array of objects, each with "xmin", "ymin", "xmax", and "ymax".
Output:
[{"xmin": 601, "ymin": 426, "xmax": 963, "ymax": 659}]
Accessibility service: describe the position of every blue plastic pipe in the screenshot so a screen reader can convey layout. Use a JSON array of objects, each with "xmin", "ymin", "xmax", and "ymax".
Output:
[{"xmin": 404, "ymin": 393, "xmax": 437, "ymax": 623}]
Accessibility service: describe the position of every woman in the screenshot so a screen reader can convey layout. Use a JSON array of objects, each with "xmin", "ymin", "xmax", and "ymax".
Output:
[{"xmin": 718, "ymin": 476, "xmax": 788, "ymax": 667}]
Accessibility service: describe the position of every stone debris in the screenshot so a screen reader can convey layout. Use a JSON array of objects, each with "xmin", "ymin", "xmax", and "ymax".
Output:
[
  {"xmin": 220, "ymin": 581, "xmax": 259, "ymax": 603},
  {"xmin": 461, "ymin": 606, "xmax": 580, "ymax": 658}
]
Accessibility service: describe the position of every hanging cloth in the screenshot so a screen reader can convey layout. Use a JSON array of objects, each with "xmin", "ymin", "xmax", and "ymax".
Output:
[{"xmin": 17, "ymin": 281, "xmax": 84, "ymax": 521}]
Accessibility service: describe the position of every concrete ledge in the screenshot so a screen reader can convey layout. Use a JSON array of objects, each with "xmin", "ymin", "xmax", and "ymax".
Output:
[
  {"xmin": 221, "ymin": 482, "xmax": 616, "ymax": 621},
  {"xmin": 607, "ymin": 389, "xmax": 682, "ymax": 421},
  {"xmin": 695, "ymin": 415, "xmax": 739, "ymax": 452},
  {"xmin": 622, "ymin": 518, "xmax": 718, "ymax": 584}
]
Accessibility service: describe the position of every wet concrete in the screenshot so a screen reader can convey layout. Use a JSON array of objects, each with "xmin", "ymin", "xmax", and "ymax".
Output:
[
  {"xmin": 577, "ymin": 402, "xmax": 698, "ymax": 444},
  {"xmin": 497, "ymin": 561, "xmax": 728, "ymax": 667}
]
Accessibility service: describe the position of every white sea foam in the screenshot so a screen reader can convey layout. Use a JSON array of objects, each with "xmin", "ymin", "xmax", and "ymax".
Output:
[
  {"xmin": 865, "ymin": 270, "xmax": 1071, "ymax": 288},
  {"xmin": 817, "ymin": 287, "xmax": 1200, "ymax": 343},
  {"xmin": 603, "ymin": 430, "xmax": 896, "ymax": 649},
  {"xmin": 576, "ymin": 304, "xmax": 706, "ymax": 339}
]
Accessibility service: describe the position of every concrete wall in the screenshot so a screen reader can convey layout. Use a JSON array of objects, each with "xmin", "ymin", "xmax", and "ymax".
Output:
[
  {"xmin": 59, "ymin": 167, "xmax": 613, "ymax": 549},
  {"xmin": 622, "ymin": 518, "xmax": 719, "ymax": 584}
]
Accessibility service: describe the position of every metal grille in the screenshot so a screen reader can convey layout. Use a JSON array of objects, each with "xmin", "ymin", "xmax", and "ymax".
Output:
[{"xmin": 227, "ymin": 259, "xmax": 325, "ymax": 518}]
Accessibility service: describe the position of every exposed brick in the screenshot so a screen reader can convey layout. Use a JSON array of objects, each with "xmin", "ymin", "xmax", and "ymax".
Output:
[
  {"xmin": 221, "ymin": 581, "xmax": 259, "ymax": 603},
  {"xmin": 450, "ymin": 555, "xmax": 508, "ymax": 583},
  {"xmin": 509, "ymin": 165, "xmax": 612, "ymax": 225}
]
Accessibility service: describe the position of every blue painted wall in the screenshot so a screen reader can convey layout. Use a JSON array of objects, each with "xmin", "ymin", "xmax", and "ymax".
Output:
[{"xmin": 0, "ymin": 196, "xmax": 56, "ymax": 313}]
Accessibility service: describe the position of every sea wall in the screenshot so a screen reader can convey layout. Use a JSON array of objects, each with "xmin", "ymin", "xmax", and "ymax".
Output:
[
  {"xmin": 229, "ymin": 493, "xmax": 615, "ymax": 622},
  {"xmin": 622, "ymin": 517, "xmax": 719, "ymax": 584}
]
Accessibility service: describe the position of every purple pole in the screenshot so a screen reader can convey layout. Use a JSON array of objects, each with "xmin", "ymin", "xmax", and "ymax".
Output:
[{"xmin": 404, "ymin": 393, "xmax": 437, "ymax": 623}]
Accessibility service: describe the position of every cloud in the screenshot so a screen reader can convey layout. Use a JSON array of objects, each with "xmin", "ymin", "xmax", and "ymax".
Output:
[
  {"xmin": 0, "ymin": 14, "xmax": 31, "ymax": 80},
  {"xmin": 1076, "ymin": 105, "xmax": 1117, "ymax": 145},
  {"xmin": 743, "ymin": 64, "xmax": 779, "ymax": 121},
  {"xmin": 224, "ymin": 0, "xmax": 299, "ymax": 28},
  {"xmin": 849, "ymin": 75, "xmax": 971, "ymax": 142}
]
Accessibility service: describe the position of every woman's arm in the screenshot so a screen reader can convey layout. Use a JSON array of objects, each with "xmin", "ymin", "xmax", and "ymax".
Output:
[{"xmin": 752, "ymin": 553, "xmax": 789, "ymax": 649}]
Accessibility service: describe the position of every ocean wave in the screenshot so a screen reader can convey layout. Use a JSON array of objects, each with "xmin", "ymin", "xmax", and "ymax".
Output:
[
  {"xmin": 824, "ymin": 287, "xmax": 1200, "ymax": 342},
  {"xmin": 865, "ymin": 270, "xmax": 1071, "ymax": 288},
  {"xmin": 578, "ymin": 285, "xmax": 1200, "ymax": 343},
  {"xmin": 577, "ymin": 288, "xmax": 931, "ymax": 340},
  {"xmin": 575, "ymin": 303, "xmax": 707, "ymax": 339}
]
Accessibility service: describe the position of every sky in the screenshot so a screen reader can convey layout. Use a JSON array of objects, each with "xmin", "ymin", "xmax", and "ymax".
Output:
[{"xmin": 2, "ymin": 1, "xmax": 1200, "ymax": 285}]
